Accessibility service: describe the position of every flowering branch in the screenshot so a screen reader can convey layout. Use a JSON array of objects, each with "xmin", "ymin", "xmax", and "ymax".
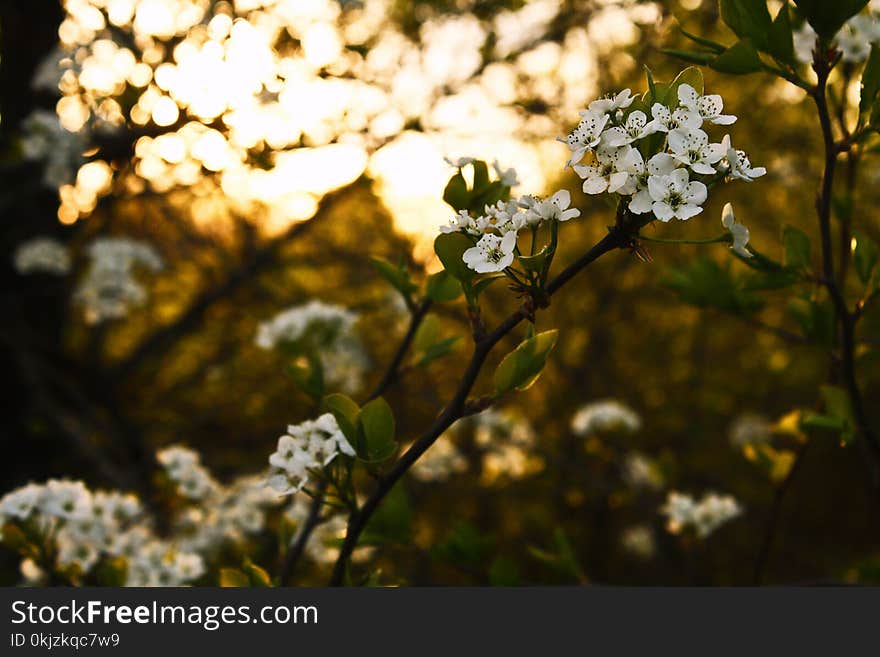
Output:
[{"xmin": 329, "ymin": 216, "xmax": 635, "ymax": 585}]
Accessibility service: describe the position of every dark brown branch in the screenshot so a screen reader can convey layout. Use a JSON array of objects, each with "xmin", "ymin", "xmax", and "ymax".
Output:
[
  {"xmin": 279, "ymin": 478, "xmax": 328, "ymax": 585},
  {"xmin": 329, "ymin": 223, "xmax": 631, "ymax": 585}
]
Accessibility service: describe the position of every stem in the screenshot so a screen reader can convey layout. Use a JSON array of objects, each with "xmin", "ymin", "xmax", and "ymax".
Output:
[
  {"xmin": 329, "ymin": 221, "xmax": 633, "ymax": 585},
  {"xmin": 638, "ymin": 234, "xmax": 728, "ymax": 245},
  {"xmin": 279, "ymin": 478, "xmax": 327, "ymax": 585},
  {"xmin": 812, "ymin": 56, "xmax": 880, "ymax": 475},
  {"xmin": 752, "ymin": 441, "xmax": 809, "ymax": 585}
]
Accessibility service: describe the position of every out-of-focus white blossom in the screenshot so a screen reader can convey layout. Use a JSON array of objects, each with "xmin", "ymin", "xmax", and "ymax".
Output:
[
  {"xmin": 622, "ymin": 452, "xmax": 664, "ymax": 491},
  {"xmin": 661, "ymin": 491, "xmax": 742, "ymax": 538},
  {"xmin": 621, "ymin": 525, "xmax": 656, "ymax": 560},
  {"xmin": 255, "ymin": 300, "xmax": 367, "ymax": 394},
  {"xmin": 20, "ymin": 110, "xmax": 86, "ymax": 188},
  {"xmin": 411, "ymin": 437, "xmax": 469, "ymax": 482},
  {"xmin": 74, "ymin": 237, "xmax": 163, "ymax": 324},
  {"xmin": 728, "ymin": 413, "xmax": 773, "ymax": 448},
  {"xmin": 571, "ymin": 400, "xmax": 641, "ymax": 436},
  {"xmin": 157, "ymin": 446, "xmax": 219, "ymax": 500},
  {"xmin": 13, "ymin": 237, "xmax": 71, "ymax": 276}
]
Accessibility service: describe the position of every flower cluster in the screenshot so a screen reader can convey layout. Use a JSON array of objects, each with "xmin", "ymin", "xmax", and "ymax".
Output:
[
  {"xmin": 266, "ymin": 414, "xmax": 355, "ymax": 495},
  {"xmin": 19, "ymin": 110, "xmax": 86, "ymax": 188},
  {"xmin": 13, "ymin": 237, "xmax": 71, "ymax": 276},
  {"xmin": 0, "ymin": 479, "xmax": 205, "ymax": 585},
  {"xmin": 255, "ymin": 300, "xmax": 367, "ymax": 393},
  {"xmin": 74, "ymin": 237, "xmax": 163, "ymax": 324},
  {"xmin": 728, "ymin": 413, "xmax": 773, "ymax": 448},
  {"xmin": 571, "ymin": 399, "xmax": 642, "ymax": 436},
  {"xmin": 157, "ymin": 446, "xmax": 219, "ymax": 500},
  {"xmin": 660, "ymin": 491, "xmax": 742, "ymax": 538},
  {"xmin": 561, "ymin": 84, "xmax": 763, "ymax": 223},
  {"xmin": 795, "ymin": 3, "xmax": 880, "ymax": 65}
]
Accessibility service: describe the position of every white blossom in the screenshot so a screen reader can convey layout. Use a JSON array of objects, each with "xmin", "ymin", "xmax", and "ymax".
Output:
[
  {"xmin": 729, "ymin": 413, "xmax": 773, "ymax": 448},
  {"xmin": 13, "ymin": 237, "xmax": 71, "ymax": 276},
  {"xmin": 721, "ymin": 135, "xmax": 766, "ymax": 182},
  {"xmin": 721, "ymin": 203, "xmax": 752, "ymax": 258},
  {"xmin": 600, "ymin": 110, "xmax": 656, "ymax": 147},
  {"xmin": 661, "ymin": 491, "xmax": 742, "ymax": 538},
  {"xmin": 677, "ymin": 83, "xmax": 737, "ymax": 125},
  {"xmin": 571, "ymin": 400, "xmax": 641, "ymax": 436},
  {"xmin": 411, "ymin": 437, "xmax": 468, "ymax": 482},
  {"xmin": 463, "ymin": 231, "xmax": 517, "ymax": 273},
  {"xmin": 667, "ymin": 127, "xmax": 726, "ymax": 175},
  {"xmin": 492, "ymin": 160, "xmax": 520, "ymax": 187},
  {"xmin": 560, "ymin": 110, "xmax": 609, "ymax": 166},
  {"xmin": 793, "ymin": 21, "xmax": 818, "ymax": 64},
  {"xmin": 588, "ymin": 88, "xmax": 635, "ymax": 114},
  {"xmin": 644, "ymin": 102, "xmax": 701, "ymax": 134},
  {"xmin": 574, "ymin": 146, "xmax": 634, "ymax": 195},
  {"xmin": 647, "ymin": 168, "xmax": 707, "ymax": 222},
  {"xmin": 444, "ymin": 156, "xmax": 475, "ymax": 168},
  {"xmin": 621, "ymin": 525, "xmax": 656, "ymax": 560},
  {"xmin": 527, "ymin": 190, "xmax": 580, "ymax": 223}
]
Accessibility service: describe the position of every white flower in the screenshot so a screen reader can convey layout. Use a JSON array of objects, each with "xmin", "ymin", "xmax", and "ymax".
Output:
[
  {"xmin": 529, "ymin": 190, "xmax": 580, "ymax": 223},
  {"xmin": 440, "ymin": 210, "xmax": 475, "ymax": 234},
  {"xmin": 721, "ymin": 203, "xmax": 752, "ymax": 258},
  {"xmin": 619, "ymin": 152, "xmax": 678, "ymax": 214},
  {"xmin": 41, "ymin": 480, "xmax": 92, "ymax": 521},
  {"xmin": 677, "ymin": 83, "xmax": 737, "ymax": 125},
  {"xmin": 729, "ymin": 413, "xmax": 772, "ymax": 448},
  {"xmin": 157, "ymin": 446, "xmax": 218, "ymax": 500},
  {"xmin": 13, "ymin": 237, "xmax": 71, "ymax": 276},
  {"xmin": 600, "ymin": 110, "xmax": 656, "ymax": 147},
  {"xmin": 571, "ymin": 400, "xmax": 641, "ymax": 436},
  {"xmin": 559, "ymin": 110, "xmax": 609, "ymax": 166},
  {"xmin": 492, "ymin": 160, "xmax": 520, "ymax": 187},
  {"xmin": 444, "ymin": 156, "xmax": 474, "ymax": 168},
  {"xmin": 647, "ymin": 168, "xmax": 708, "ymax": 222},
  {"xmin": 837, "ymin": 16, "xmax": 874, "ymax": 63},
  {"xmin": 573, "ymin": 146, "xmax": 633, "ymax": 195},
  {"xmin": 667, "ymin": 127, "xmax": 726, "ymax": 175},
  {"xmin": 411, "ymin": 437, "xmax": 468, "ymax": 482},
  {"xmin": 661, "ymin": 491, "xmax": 742, "ymax": 538},
  {"xmin": 0, "ymin": 484, "xmax": 43, "ymax": 520},
  {"xmin": 462, "ymin": 231, "xmax": 517, "ymax": 273},
  {"xmin": 644, "ymin": 102, "xmax": 701, "ymax": 134},
  {"xmin": 475, "ymin": 200, "xmax": 527, "ymax": 235},
  {"xmin": 588, "ymin": 88, "xmax": 635, "ymax": 114},
  {"xmin": 721, "ymin": 135, "xmax": 766, "ymax": 182},
  {"xmin": 623, "ymin": 453, "xmax": 664, "ymax": 491}
]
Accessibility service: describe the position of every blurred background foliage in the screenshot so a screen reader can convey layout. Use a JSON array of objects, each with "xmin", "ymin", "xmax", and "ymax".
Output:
[{"xmin": 2, "ymin": 0, "xmax": 879, "ymax": 585}]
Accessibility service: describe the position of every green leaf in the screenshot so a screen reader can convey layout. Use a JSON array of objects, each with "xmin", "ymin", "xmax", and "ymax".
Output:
[
  {"xmin": 767, "ymin": 2, "xmax": 796, "ymax": 65},
  {"xmin": 517, "ymin": 245, "xmax": 550, "ymax": 273},
  {"xmin": 853, "ymin": 233, "xmax": 879, "ymax": 284},
  {"xmin": 323, "ymin": 393, "xmax": 361, "ymax": 445},
  {"xmin": 860, "ymin": 46, "xmax": 880, "ymax": 115},
  {"xmin": 494, "ymin": 329, "xmax": 559, "ymax": 395},
  {"xmin": 425, "ymin": 270, "xmax": 463, "ymax": 302},
  {"xmin": 680, "ymin": 28, "xmax": 727, "ymax": 54},
  {"xmin": 663, "ymin": 67, "xmax": 704, "ymax": 108},
  {"xmin": 663, "ymin": 257, "xmax": 764, "ymax": 315},
  {"xmin": 286, "ymin": 356, "xmax": 324, "ymax": 401},
  {"xmin": 432, "ymin": 522, "xmax": 495, "ymax": 570},
  {"xmin": 472, "ymin": 160, "xmax": 490, "ymax": 194},
  {"xmin": 720, "ymin": 0, "xmax": 773, "ymax": 49},
  {"xmin": 820, "ymin": 384, "xmax": 856, "ymax": 443},
  {"xmin": 711, "ymin": 39, "xmax": 764, "ymax": 74},
  {"xmin": 434, "ymin": 232, "xmax": 475, "ymax": 283},
  {"xmin": 415, "ymin": 336, "xmax": 460, "ymax": 368},
  {"xmin": 442, "ymin": 171, "xmax": 469, "ymax": 211},
  {"xmin": 242, "ymin": 559, "xmax": 272, "ymax": 586},
  {"xmin": 488, "ymin": 557, "xmax": 521, "ymax": 586},
  {"xmin": 219, "ymin": 568, "xmax": 250, "ymax": 587},
  {"xmin": 783, "ymin": 226, "xmax": 812, "ymax": 271},
  {"xmin": 742, "ymin": 269, "xmax": 803, "ymax": 290},
  {"xmin": 371, "ymin": 256, "xmax": 417, "ymax": 298},
  {"xmin": 793, "ymin": 0, "xmax": 870, "ymax": 39},
  {"xmin": 358, "ymin": 397, "xmax": 396, "ymax": 462},
  {"xmin": 661, "ymin": 49, "xmax": 717, "ymax": 66},
  {"xmin": 472, "ymin": 273, "xmax": 506, "ymax": 297}
]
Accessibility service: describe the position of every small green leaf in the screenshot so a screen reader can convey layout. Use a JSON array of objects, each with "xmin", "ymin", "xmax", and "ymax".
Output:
[
  {"xmin": 425, "ymin": 270, "xmax": 463, "ymax": 302},
  {"xmin": 442, "ymin": 172, "xmax": 469, "ymax": 211},
  {"xmin": 793, "ymin": 0, "xmax": 870, "ymax": 39},
  {"xmin": 494, "ymin": 329, "xmax": 559, "ymax": 395},
  {"xmin": 370, "ymin": 256, "xmax": 417, "ymax": 298},
  {"xmin": 680, "ymin": 28, "xmax": 727, "ymax": 54},
  {"xmin": 472, "ymin": 273, "xmax": 506, "ymax": 297},
  {"xmin": 242, "ymin": 559, "xmax": 272, "ymax": 586},
  {"xmin": 661, "ymin": 49, "xmax": 717, "ymax": 66},
  {"xmin": 323, "ymin": 393, "xmax": 361, "ymax": 445},
  {"xmin": 853, "ymin": 233, "xmax": 879, "ymax": 284},
  {"xmin": 663, "ymin": 67, "xmax": 704, "ymax": 108},
  {"xmin": 720, "ymin": 0, "xmax": 773, "ymax": 49},
  {"xmin": 219, "ymin": 568, "xmax": 250, "ymax": 587},
  {"xmin": 783, "ymin": 226, "xmax": 812, "ymax": 271},
  {"xmin": 472, "ymin": 160, "xmax": 490, "ymax": 194},
  {"xmin": 517, "ymin": 245, "xmax": 550, "ymax": 273},
  {"xmin": 434, "ymin": 232, "xmax": 475, "ymax": 283},
  {"xmin": 767, "ymin": 2, "xmax": 796, "ymax": 65},
  {"xmin": 711, "ymin": 40, "xmax": 764, "ymax": 74},
  {"xmin": 363, "ymin": 484, "xmax": 411, "ymax": 544},
  {"xmin": 358, "ymin": 397, "xmax": 396, "ymax": 462}
]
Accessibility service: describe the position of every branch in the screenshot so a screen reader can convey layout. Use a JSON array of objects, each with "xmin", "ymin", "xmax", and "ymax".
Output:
[
  {"xmin": 278, "ymin": 478, "xmax": 328, "ymax": 585},
  {"xmin": 329, "ymin": 223, "xmax": 632, "ymax": 585}
]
